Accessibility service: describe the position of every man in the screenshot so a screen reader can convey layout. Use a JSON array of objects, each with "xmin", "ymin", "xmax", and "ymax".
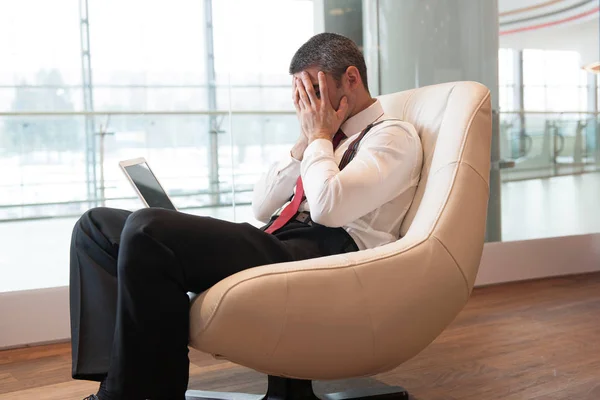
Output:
[{"xmin": 72, "ymin": 33, "xmax": 422, "ymax": 400}]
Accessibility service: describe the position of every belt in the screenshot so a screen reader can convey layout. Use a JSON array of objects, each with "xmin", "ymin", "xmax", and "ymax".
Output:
[
  {"xmin": 293, "ymin": 211, "xmax": 313, "ymax": 225},
  {"xmin": 271, "ymin": 211, "xmax": 313, "ymax": 226}
]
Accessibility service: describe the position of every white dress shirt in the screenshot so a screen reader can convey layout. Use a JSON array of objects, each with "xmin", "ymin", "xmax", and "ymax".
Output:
[{"xmin": 252, "ymin": 100, "xmax": 423, "ymax": 250}]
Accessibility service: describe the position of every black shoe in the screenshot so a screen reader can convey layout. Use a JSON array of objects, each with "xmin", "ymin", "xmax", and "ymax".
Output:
[{"xmin": 83, "ymin": 395, "xmax": 99, "ymax": 400}]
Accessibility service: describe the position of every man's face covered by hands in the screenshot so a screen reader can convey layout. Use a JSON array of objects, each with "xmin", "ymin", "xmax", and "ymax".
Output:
[
  {"xmin": 295, "ymin": 67, "xmax": 345, "ymax": 109},
  {"xmin": 292, "ymin": 68, "xmax": 350, "ymax": 142}
]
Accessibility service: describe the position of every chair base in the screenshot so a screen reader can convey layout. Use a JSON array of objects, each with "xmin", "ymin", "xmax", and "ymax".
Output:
[{"xmin": 185, "ymin": 375, "xmax": 409, "ymax": 400}]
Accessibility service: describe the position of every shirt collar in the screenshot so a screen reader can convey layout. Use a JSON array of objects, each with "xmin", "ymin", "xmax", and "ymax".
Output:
[{"xmin": 340, "ymin": 99, "xmax": 385, "ymax": 137}]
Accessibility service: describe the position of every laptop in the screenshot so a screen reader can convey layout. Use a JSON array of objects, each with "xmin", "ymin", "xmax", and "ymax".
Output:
[{"xmin": 119, "ymin": 157, "xmax": 178, "ymax": 211}]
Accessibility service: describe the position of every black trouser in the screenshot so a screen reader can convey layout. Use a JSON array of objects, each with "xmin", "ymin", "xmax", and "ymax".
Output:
[{"xmin": 70, "ymin": 207, "xmax": 357, "ymax": 400}]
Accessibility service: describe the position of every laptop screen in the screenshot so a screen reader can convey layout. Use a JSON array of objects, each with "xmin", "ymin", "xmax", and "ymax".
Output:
[{"xmin": 123, "ymin": 162, "xmax": 177, "ymax": 210}]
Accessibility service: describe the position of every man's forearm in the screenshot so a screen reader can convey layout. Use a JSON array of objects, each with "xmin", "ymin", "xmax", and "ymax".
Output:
[
  {"xmin": 291, "ymin": 131, "xmax": 335, "ymax": 160},
  {"xmin": 291, "ymin": 137, "xmax": 309, "ymax": 161}
]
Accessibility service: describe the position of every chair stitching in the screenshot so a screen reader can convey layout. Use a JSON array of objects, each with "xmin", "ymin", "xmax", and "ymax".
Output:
[
  {"xmin": 431, "ymin": 235, "xmax": 470, "ymax": 298},
  {"xmin": 401, "ymin": 89, "xmax": 418, "ymax": 120},
  {"xmin": 267, "ymin": 273, "xmax": 289, "ymax": 359},
  {"xmin": 431, "ymin": 161, "xmax": 490, "ymax": 191},
  {"xmin": 351, "ymin": 266, "xmax": 377, "ymax": 363},
  {"xmin": 426, "ymin": 89, "xmax": 491, "ymax": 235}
]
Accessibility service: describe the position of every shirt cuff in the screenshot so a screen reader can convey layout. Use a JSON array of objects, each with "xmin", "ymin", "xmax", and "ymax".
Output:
[
  {"xmin": 275, "ymin": 152, "xmax": 301, "ymax": 177},
  {"xmin": 303, "ymin": 138, "xmax": 334, "ymax": 160}
]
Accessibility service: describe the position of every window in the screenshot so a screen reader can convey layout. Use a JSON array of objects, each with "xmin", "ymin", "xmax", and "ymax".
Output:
[
  {"xmin": 499, "ymin": 48, "xmax": 516, "ymax": 111},
  {"xmin": 523, "ymin": 49, "xmax": 590, "ymax": 112},
  {"xmin": 0, "ymin": 0, "xmax": 314, "ymax": 292}
]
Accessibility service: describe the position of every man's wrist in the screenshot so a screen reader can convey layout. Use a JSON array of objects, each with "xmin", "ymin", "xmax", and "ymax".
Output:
[
  {"xmin": 307, "ymin": 129, "xmax": 334, "ymax": 145},
  {"xmin": 291, "ymin": 138, "xmax": 308, "ymax": 161},
  {"xmin": 307, "ymin": 135, "xmax": 332, "ymax": 145}
]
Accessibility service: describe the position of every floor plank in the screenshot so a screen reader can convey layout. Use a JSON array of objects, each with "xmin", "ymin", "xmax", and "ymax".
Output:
[{"xmin": 1, "ymin": 273, "xmax": 600, "ymax": 400}]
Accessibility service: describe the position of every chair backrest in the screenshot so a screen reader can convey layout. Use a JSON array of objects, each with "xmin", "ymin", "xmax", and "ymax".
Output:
[{"xmin": 378, "ymin": 81, "xmax": 491, "ymax": 288}]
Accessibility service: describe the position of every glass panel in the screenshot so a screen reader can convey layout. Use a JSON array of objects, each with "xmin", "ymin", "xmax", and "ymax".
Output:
[
  {"xmin": 499, "ymin": 112, "xmax": 520, "ymax": 160},
  {"xmin": 0, "ymin": 87, "xmax": 84, "ymax": 111},
  {"xmin": 100, "ymin": 114, "xmax": 212, "ymax": 211},
  {"xmin": 0, "ymin": 0, "xmax": 315, "ymax": 292},
  {"xmin": 523, "ymin": 49, "xmax": 546, "ymax": 86},
  {"xmin": 501, "ymin": 40, "xmax": 600, "ymax": 241},
  {"xmin": 0, "ymin": 0, "xmax": 82, "ymax": 292},
  {"xmin": 228, "ymin": 113, "xmax": 299, "ymax": 223},
  {"xmin": 523, "ymin": 86, "xmax": 546, "ymax": 111},
  {"xmin": 499, "ymin": 86, "xmax": 514, "ymax": 112},
  {"xmin": 88, "ymin": 0, "xmax": 206, "ymax": 87},
  {"xmin": 214, "ymin": 0, "xmax": 314, "ymax": 223},
  {"xmin": 212, "ymin": 0, "xmax": 313, "ymax": 89},
  {"xmin": 93, "ymin": 88, "xmax": 208, "ymax": 111},
  {"xmin": 499, "ymin": 48, "xmax": 515, "ymax": 86},
  {"xmin": 545, "ymin": 86, "xmax": 585, "ymax": 112},
  {"xmin": 544, "ymin": 51, "xmax": 584, "ymax": 86},
  {"xmin": 0, "ymin": 0, "xmax": 81, "ymax": 86},
  {"xmin": 499, "ymin": 31, "xmax": 600, "ymax": 240},
  {"xmin": 216, "ymin": 87, "xmax": 291, "ymax": 110},
  {"xmin": 0, "ymin": 115, "xmax": 87, "ymax": 219}
]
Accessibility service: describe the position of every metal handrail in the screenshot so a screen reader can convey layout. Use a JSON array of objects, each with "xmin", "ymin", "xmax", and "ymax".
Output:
[
  {"xmin": 0, "ymin": 172, "xmax": 261, "ymax": 188},
  {"xmin": 0, "ymin": 110, "xmax": 600, "ymax": 117},
  {"xmin": 0, "ymin": 201, "xmax": 253, "ymax": 224},
  {"xmin": 0, "ymin": 110, "xmax": 297, "ymax": 116},
  {"xmin": 500, "ymin": 111, "xmax": 599, "ymax": 115},
  {"xmin": 0, "ymin": 110, "xmax": 597, "ymax": 117},
  {"xmin": 0, "ymin": 187, "xmax": 255, "ymax": 209},
  {"xmin": 0, "ymin": 83, "xmax": 291, "ymax": 89}
]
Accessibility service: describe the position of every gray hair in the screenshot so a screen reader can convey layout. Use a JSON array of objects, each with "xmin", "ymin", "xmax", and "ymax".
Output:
[{"xmin": 289, "ymin": 33, "xmax": 368, "ymax": 90}]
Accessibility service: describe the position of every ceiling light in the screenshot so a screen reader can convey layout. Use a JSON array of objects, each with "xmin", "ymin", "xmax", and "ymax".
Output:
[{"xmin": 583, "ymin": 62, "xmax": 600, "ymax": 74}]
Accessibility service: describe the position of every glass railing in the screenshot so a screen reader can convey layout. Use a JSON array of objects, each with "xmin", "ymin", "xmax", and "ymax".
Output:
[
  {"xmin": 0, "ymin": 110, "xmax": 299, "ymax": 222},
  {"xmin": 500, "ymin": 111, "xmax": 600, "ymax": 181},
  {"xmin": 1, "ymin": 110, "xmax": 599, "ymax": 222}
]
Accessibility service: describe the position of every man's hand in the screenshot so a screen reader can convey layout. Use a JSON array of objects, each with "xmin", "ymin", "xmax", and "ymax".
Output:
[
  {"xmin": 291, "ymin": 77, "xmax": 308, "ymax": 160},
  {"xmin": 297, "ymin": 71, "xmax": 348, "ymax": 144},
  {"xmin": 292, "ymin": 77, "xmax": 307, "ymax": 138}
]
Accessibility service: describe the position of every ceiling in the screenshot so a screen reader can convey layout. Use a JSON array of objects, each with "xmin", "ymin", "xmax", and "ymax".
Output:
[
  {"xmin": 498, "ymin": 0, "xmax": 598, "ymax": 64},
  {"xmin": 498, "ymin": 0, "xmax": 598, "ymax": 34}
]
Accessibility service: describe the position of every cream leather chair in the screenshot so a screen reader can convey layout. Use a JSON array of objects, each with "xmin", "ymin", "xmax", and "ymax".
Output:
[{"xmin": 186, "ymin": 81, "xmax": 492, "ymax": 400}]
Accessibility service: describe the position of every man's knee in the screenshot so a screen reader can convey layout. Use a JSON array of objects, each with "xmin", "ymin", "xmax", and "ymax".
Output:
[
  {"xmin": 73, "ymin": 207, "xmax": 110, "ymax": 243},
  {"xmin": 119, "ymin": 208, "xmax": 172, "ymax": 276},
  {"xmin": 122, "ymin": 208, "xmax": 170, "ymax": 236},
  {"xmin": 121, "ymin": 208, "xmax": 173, "ymax": 246},
  {"xmin": 73, "ymin": 207, "xmax": 131, "ymax": 252},
  {"xmin": 75, "ymin": 207, "xmax": 121, "ymax": 232}
]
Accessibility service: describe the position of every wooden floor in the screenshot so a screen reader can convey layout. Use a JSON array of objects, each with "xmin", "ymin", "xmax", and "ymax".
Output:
[{"xmin": 2, "ymin": 274, "xmax": 600, "ymax": 400}]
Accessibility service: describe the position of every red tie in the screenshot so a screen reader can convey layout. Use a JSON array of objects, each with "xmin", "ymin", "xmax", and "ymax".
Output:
[{"xmin": 265, "ymin": 129, "xmax": 346, "ymax": 234}]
